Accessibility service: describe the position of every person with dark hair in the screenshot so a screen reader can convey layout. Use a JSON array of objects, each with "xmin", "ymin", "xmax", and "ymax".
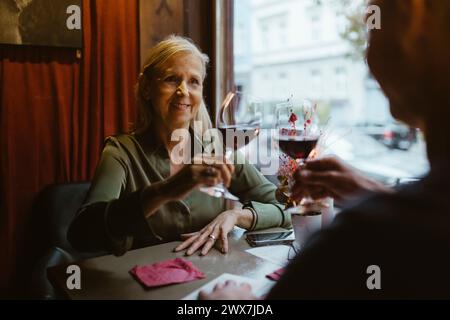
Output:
[{"xmin": 201, "ymin": 0, "xmax": 450, "ymax": 299}]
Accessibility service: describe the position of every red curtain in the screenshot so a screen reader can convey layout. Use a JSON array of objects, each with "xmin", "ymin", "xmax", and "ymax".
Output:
[{"xmin": 0, "ymin": 0, "xmax": 139, "ymax": 295}]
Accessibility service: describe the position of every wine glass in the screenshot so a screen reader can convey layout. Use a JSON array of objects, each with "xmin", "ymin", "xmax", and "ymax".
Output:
[
  {"xmin": 275, "ymin": 99, "xmax": 321, "ymax": 215},
  {"xmin": 199, "ymin": 91, "xmax": 262, "ymax": 200}
]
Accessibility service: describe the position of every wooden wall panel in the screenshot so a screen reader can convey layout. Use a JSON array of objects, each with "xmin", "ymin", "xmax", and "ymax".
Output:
[{"xmin": 139, "ymin": 0, "xmax": 185, "ymax": 67}]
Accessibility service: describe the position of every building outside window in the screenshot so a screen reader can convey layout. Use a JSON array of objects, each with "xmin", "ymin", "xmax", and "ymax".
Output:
[
  {"xmin": 233, "ymin": 0, "xmax": 428, "ymax": 184},
  {"xmin": 335, "ymin": 66, "xmax": 347, "ymax": 94},
  {"xmin": 311, "ymin": 69, "xmax": 322, "ymax": 95},
  {"xmin": 310, "ymin": 13, "xmax": 321, "ymax": 42}
]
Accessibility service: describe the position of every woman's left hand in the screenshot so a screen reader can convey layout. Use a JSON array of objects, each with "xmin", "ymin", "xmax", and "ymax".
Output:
[{"xmin": 174, "ymin": 210, "xmax": 242, "ymax": 256}]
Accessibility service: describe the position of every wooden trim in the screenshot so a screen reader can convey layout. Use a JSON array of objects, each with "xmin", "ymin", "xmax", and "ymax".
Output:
[
  {"xmin": 182, "ymin": 0, "xmax": 214, "ymax": 120},
  {"xmin": 139, "ymin": 0, "xmax": 184, "ymax": 67},
  {"xmin": 212, "ymin": 0, "xmax": 234, "ymax": 126}
]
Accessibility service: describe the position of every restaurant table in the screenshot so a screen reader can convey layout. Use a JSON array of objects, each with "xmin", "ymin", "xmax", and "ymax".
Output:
[{"xmin": 47, "ymin": 228, "xmax": 287, "ymax": 299}]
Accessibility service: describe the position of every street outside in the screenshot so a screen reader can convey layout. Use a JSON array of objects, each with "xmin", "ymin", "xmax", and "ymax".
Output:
[
  {"xmin": 244, "ymin": 127, "xmax": 429, "ymax": 186},
  {"xmin": 325, "ymin": 127, "xmax": 429, "ymax": 184}
]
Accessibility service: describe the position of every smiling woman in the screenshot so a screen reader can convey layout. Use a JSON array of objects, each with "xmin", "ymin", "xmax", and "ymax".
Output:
[
  {"xmin": 67, "ymin": 35, "xmax": 291, "ymax": 257},
  {"xmin": 144, "ymin": 49, "xmax": 205, "ymax": 134},
  {"xmin": 135, "ymin": 35, "xmax": 212, "ymax": 137}
]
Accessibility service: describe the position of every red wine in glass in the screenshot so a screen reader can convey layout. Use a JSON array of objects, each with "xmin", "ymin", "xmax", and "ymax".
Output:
[
  {"xmin": 277, "ymin": 135, "xmax": 320, "ymax": 215},
  {"xmin": 278, "ymin": 136, "xmax": 319, "ymax": 160},
  {"xmin": 218, "ymin": 124, "xmax": 260, "ymax": 150}
]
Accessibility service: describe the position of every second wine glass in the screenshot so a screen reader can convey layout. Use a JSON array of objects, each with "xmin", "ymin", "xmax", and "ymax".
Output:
[{"xmin": 275, "ymin": 99, "xmax": 321, "ymax": 214}]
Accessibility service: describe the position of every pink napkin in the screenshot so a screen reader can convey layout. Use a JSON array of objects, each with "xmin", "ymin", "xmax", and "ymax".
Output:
[
  {"xmin": 130, "ymin": 258, "xmax": 206, "ymax": 288},
  {"xmin": 266, "ymin": 267, "xmax": 285, "ymax": 281}
]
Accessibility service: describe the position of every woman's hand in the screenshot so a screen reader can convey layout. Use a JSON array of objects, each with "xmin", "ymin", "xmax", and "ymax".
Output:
[
  {"xmin": 198, "ymin": 280, "xmax": 257, "ymax": 300},
  {"xmin": 291, "ymin": 156, "xmax": 393, "ymax": 202},
  {"xmin": 141, "ymin": 155, "xmax": 234, "ymax": 218},
  {"xmin": 166, "ymin": 155, "xmax": 235, "ymax": 202},
  {"xmin": 174, "ymin": 209, "xmax": 252, "ymax": 256}
]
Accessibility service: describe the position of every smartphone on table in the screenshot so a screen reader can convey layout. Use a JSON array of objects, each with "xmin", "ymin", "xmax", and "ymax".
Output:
[{"xmin": 246, "ymin": 230, "xmax": 294, "ymax": 247}]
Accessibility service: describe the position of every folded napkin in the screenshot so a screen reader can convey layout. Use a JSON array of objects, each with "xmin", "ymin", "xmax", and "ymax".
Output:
[
  {"xmin": 130, "ymin": 258, "xmax": 206, "ymax": 288},
  {"xmin": 266, "ymin": 267, "xmax": 285, "ymax": 281}
]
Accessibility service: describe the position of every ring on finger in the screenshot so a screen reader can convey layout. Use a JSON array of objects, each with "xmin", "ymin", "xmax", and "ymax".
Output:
[{"xmin": 208, "ymin": 234, "xmax": 216, "ymax": 241}]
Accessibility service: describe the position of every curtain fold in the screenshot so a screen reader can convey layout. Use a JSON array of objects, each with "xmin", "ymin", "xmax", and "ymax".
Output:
[{"xmin": 0, "ymin": 0, "xmax": 139, "ymax": 295}]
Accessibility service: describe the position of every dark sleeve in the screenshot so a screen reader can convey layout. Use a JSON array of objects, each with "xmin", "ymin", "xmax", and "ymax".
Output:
[
  {"xmin": 268, "ymin": 189, "xmax": 450, "ymax": 299},
  {"xmin": 267, "ymin": 211, "xmax": 384, "ymax": 299},
  {"xmin": 67, "ymin": 190, "xmax": 152, "ymax": 256},
  {"xmin": 67, "ymin": 139, "xmax": 153, "ymax": 256}
]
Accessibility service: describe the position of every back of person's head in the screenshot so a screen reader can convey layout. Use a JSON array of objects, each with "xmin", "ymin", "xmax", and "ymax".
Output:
[
  {"xmin": 367, "ymin": 0, "xmax": 450, "ymax": 128},
  {"xmin": 134, "ymin": 35, "xmax": 212, "ymax": 135}
]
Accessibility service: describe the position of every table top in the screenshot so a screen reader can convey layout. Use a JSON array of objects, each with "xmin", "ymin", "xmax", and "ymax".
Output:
[{"xmin": 48, "ymin": 228, "xmax": 284, "ymax": 299}]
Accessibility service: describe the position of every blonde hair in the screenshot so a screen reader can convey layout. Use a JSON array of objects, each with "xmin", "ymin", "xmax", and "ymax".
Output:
[{"xmin": 134, "ymin": 35, "xmax": 212, "ymax": 135}]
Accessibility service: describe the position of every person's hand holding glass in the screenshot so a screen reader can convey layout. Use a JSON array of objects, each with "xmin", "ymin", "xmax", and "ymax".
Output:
[{"xmin": 275, "ymin": 99, "xmax": 323, "ymax": 215}]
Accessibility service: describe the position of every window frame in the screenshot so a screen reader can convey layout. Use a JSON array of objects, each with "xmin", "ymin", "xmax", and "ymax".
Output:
[{"xmin": 213, "ymin": 0, "xmax": 234, "ymax": 126}]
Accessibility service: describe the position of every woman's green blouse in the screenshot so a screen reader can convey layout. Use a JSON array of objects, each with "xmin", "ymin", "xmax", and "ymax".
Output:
[{"xmin": 67, "ymin": 131, "xmax": 291, "ymax": 256}]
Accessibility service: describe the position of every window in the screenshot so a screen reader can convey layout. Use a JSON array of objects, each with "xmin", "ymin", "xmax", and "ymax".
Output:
[
  {"xmin": 234, "ymin": 21, "xmax": 247, "ymax": 56},
  {"xmin": 336, "ymin": 15, "xmax": 347, "ymax": 35},
  {"xmin": 335, "ymin": 67, "xmax": 347, "ymax": 93},
  {"xmin": 310, "ymin": 14, "xmax": 321, "ymax": 42},
  {"xmin": 258, "ymin": 13, "xmax": 287, "ymax": 51},
  {"xmin": 233, "ymin": 0, "xmax": 428, "ymax": 183},
  {"xmin": 279, "ymin": 20, "xmax": 287, "ymax": 46},
  {"xmin": 260, "ymin": 22, "xmax": 271, "ymax": 49},
  {"xmin": 311, "ymin": 69, "xmax": 322, "ymax": 94}
]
